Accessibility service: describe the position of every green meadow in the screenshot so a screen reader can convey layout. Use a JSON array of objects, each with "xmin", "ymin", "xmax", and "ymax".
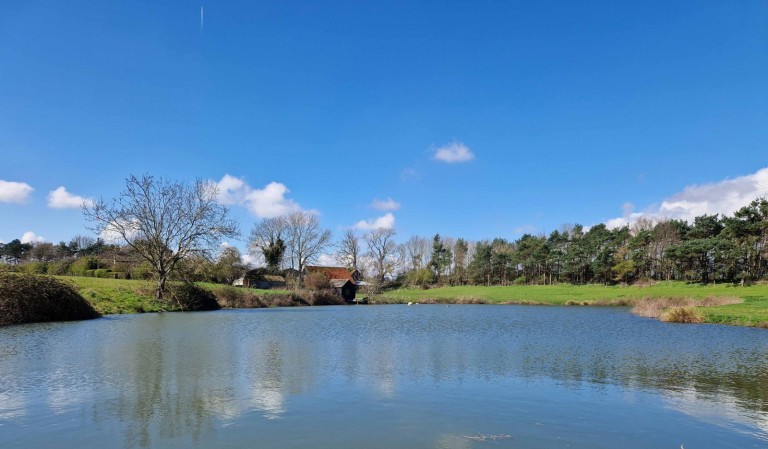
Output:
[{"xmin": 380, "ymin": 282, "xmax": 768, "ymax": 327}]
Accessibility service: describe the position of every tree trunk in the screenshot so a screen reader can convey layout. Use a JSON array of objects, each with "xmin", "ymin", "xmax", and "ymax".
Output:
[{"xmin": 156, "ymin": 274, "xmax": 167, "ymax": 300}]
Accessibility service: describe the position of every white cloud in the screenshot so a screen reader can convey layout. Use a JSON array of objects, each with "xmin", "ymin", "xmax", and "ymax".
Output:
[
  {"xmin": 215, "ymin": 174, "xmax": 301, "ymax": 218},
  {"xmin": 605, "ymin": 167, "xmax": 768, "ymax": 229},
  {"xmin": 241, "ymin": 253, "xmax": 259, "ymax": 267},
  {"xmin": 47, "ymin": 186, "xmax": 94, "ymax": 209},
  {"xmin": 370, "ymin": 197, "xmax": 400, "ymax": 211},
  {"xmin": 21, "ymin": 231, "xmax": 45, "ymax": 244},
  {"xmin": 315, "ymin": 253, "xmax": 337, "ymax": 267},
  {"xmin": 353, "ymin": 213, "xmax": 396, "ymax": 230},
  {"xmin": 433, "ymin": 142, "xmax": 475, "ymax": 163},
  {"xmin": 0, "ymin": 180, "xmax": 34, "ymax": 203},
  {"xmin": 98, "ymin": 219, "xmax": 140, "ymax": 244}
]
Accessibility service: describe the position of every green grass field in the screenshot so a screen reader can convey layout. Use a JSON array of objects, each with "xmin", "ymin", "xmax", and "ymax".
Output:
[
  {"xmin": 380, "ymin": 282, "xmax": 768, "ymax": 327},
  {"xmin": 56, "ymin": 276, "xmax": 167, "ymax": 314}
]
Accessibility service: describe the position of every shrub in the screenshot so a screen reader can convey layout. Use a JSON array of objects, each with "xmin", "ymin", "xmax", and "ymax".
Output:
[
  {"xmin": 212, "ymin": 285, "xmax": 254, "ymax": 308},
  {"xmin": 46, "ymin": 260, "xmax": 72, "ymax": 275},
  {"xmin": 660, "ymin": 307, "xmax": 704, "ymax": 323},
  {"xmin": 306, "ymin": 289, "xmax": 344, "ymax": 306},
  {"xmin": 21, "ymin": 262, "xmax": 48, "ymax": 274},
  {"xmin": 406, "ymin": 269, "xmax": 434, "ymax": 289},
  {"xmin": 93, "ymin": 269, "xmax": 112, "ymax": 278},
  {"xmin": 68, "ymin": 256, "xmax": 99, "ymax": 276},
  {"xmin": 0, "ymin": 264, "xmax": 20, "ymax": 273},
  {"xmin": 304, "ymin": 271, "xmax": 330, "ymax": 290},
  {"xmin": 130, "ymin": 261, "xmax": 154, "ymax": 280},
  {"xmin": 168, "ymin": 283, "xmax": 221, "ymax": 311},
  {"xmin": 0, "ymin": 273, "xmax": 100, "ymax": 325}
]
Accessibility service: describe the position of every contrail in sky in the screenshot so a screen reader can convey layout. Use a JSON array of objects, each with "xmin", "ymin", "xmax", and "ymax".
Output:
[{"xmin": 200, "ymin": 6, "xmax": 204, "ymax": 32}]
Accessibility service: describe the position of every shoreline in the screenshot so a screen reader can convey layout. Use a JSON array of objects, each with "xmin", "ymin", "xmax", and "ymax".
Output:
[{"xmin": 3, "ymin": 275, "xmax": 767, "ymax": 328}]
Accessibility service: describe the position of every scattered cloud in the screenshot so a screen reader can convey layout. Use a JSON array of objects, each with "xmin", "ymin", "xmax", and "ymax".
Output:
[
  {"xmin": 370, "ymin": 197, "xmax": 400, "ymax": 211},
  {"xmin": 401, "ymin": 167, "xmax": 420, "ymax": 182},
  {"xmin": 513, "ymin": 224, "xmax": 536, "ymax": 235},
  {"xmin": 0, "ymin": 180, "xmax": 34, "ymax": 203},
  {"xmin": 47, "ymin": 186, "xmax": 94, "ymax": 209},
  {"xmin": 215, "ymin": 174, "xmax": 301, "ymax": 218},
  {"xmin": 21, "ymin": 231, "xmax": 45, "ymax": 244},
  {"xmin": 433, "ymin": 141, "xmax": 475, "ymax": 164},
  {"xmin": 605, "ymin": 167, "xmax": 768, "ymax": 229},
  {"xmin": 353, "ymin": 213, "xmax": 396, "ymax": 230}
]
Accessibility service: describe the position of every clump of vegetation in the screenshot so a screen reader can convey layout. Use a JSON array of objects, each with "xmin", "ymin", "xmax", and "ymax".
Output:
[
  {"xmin": 168, "ymin": 283, "xmax": 221, "ymax": 311},
  {"xmin": 631, "ymin": 297, "xmax": 692, "ymax": 317},
  {"xmin": 661, "ymin": 307, "xmax": 704, "ymax": 323},
  {"xmin": 631, "ymin": 295, "xmax": 745, "ymax": 325},
  {"xmin": 210, "ymin": 285, "xmax": 344, "ymax": 308},
  {"xmin": 304, "ymin": 271, "xmax": 331, "ymax": 290},
  {"xmin": 0, "ymin": 273, "xmax": 100, "ymax": 325},
  {"xmin": 305, "ymin": 289, "xmax": 345, "ymax": 306}
]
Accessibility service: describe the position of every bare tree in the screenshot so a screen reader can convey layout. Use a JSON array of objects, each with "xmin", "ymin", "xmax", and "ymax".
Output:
[
  {"xmin": 283, "ymin": 210, "xmax": 332, "ymax": 286},
  {"xmin": 364, "ymin": 228, "xmax": 397, "ymax": 282},
  {"xmin": 404, "ymin": 235, "xmax": 430, "ymax": 271},
  {"xmin": 336, "ymin": 229, "xmax": 361, "ymax": 270},
  {"xmin": 248, "ymin": 216, "xmax": 287, "ymax": 273},
  {"xmin": 83, "ymin": 174, "xmax": 239, "ymax": 300},
  {"xmin": 70, "ymin": 235, "xmax": 96, "ymax": 253}
]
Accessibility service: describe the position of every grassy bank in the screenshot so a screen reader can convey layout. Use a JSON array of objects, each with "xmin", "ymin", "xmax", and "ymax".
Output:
[
  {"xmin": 379, "ymin": 282, "xmax": 768, "ymax": 327},
  {"xmin": 56, "ymin": 276, "xmax": 340, "ymax": 315},
  {"xmin": 14, "ymin": 276, "xmax": 768, "ymax": 328}
]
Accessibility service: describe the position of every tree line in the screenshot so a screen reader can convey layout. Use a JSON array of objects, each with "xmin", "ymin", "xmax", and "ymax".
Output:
[{"xmin": 380, "ymin": 199, "xmax": 768, "ymax": 287}]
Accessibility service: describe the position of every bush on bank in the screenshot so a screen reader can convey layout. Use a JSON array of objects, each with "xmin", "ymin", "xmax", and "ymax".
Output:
[{"xmin": 0, "ymin": 273, "xmax": 101, "ymax": 325}]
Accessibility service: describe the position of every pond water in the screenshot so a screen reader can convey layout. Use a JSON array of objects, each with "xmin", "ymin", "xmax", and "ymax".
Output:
[{"xmin": 1, "ymin": 305, "xmax": 768, "ymax": 448}]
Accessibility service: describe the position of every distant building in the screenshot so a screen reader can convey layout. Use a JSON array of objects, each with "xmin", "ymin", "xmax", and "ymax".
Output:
[
  {"xmin": 304, "ymin": 266, "xmax": 361, "ymax": 302},
  {"xmin": 234, "ymin": 268, "xmax": 286, "ymax": 289}
]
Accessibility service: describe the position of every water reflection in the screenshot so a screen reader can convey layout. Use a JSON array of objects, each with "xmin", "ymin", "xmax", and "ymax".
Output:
[{"xmin": 1, "ymin": 306, "xmax": 768, "ymax": 448}]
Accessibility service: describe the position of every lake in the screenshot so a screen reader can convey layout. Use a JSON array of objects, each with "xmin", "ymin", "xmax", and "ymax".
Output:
[{"xmin": 1, "ymin": 305, "xmax": 767, "ymax": 448}]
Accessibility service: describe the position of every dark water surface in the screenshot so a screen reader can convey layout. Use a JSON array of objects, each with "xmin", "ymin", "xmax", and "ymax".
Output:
[{"xmin": 1, "ymin": 305, "xmax": 768, "ymax": 448}]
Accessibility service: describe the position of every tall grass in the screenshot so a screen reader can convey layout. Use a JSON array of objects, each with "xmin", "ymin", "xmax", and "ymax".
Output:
[
  {"xmin": 631, "ymin": 297, "xmax": 742, "ymax": 319},
  {"xmin": 660, "ymin": 307, "xmax": 704, "ymax": 323}
]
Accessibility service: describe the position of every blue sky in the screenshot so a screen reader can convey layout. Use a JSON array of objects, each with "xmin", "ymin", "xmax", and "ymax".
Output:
[{"xmin": 1, "ymin": 0, "xmax": 767, "ymax": 252}]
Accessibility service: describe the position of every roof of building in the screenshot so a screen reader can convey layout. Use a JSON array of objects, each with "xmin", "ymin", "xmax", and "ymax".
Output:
[
  {"xmin": 305, "ymin": 266, "xmax": 357, "ymax": 283},
  {"xmin": 329, "ymin": 279, "xmax": 353, "ymax": 288},
  {"xmin": 243, "ymin": 268, "xmax": 285, "ymax": 283}
]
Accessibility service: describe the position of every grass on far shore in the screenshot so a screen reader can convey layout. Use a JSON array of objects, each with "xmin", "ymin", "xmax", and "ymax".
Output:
[
  {"xmin": 379, "ymin": 282, "xmax": 768, "ymax": 327},
  {"xmin": 55, "ymin": 276, "xmax": 340, "ymax": 315}
]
